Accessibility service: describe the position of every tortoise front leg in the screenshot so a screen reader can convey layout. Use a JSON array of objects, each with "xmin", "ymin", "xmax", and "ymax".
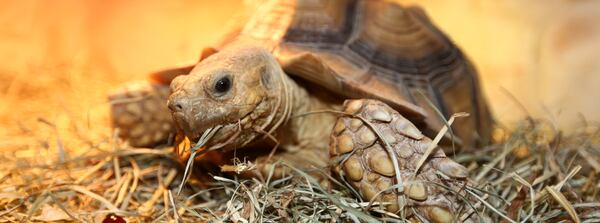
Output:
[
  {"xmin": 108, "ymin": 48, "xmax": 220, "ymax": 147},
  {"xmin": 330, "ymin": 99, "xmax": 479, "ymax": 222}
]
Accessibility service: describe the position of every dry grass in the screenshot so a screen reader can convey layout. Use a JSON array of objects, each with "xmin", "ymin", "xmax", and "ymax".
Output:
[{"xmin": 1, "ymin": 102, "xmax": 600, "ymax": 222}]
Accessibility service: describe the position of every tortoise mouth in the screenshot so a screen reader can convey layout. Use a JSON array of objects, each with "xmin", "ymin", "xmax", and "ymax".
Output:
[
  {"xmin": 171, "ymin": 111, "xmax": 203, "ymax": 140},
  {"xmin": 173, "ymin": 103, "xmax": 262, "ymax": 150}
]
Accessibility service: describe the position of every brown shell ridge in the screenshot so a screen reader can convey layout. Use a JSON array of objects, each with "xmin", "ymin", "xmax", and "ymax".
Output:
[
  {"xmin": 241, "ymin": 0, "xmax": 296, "ymax": 48},
  {"xmin": 347, "ymin": 35, "xmax": 459, "ymax": 76},
  {"xmin": 340, "ymin": 1, "xmax": 459, "ymax": 77},
  {"xmin": 283, "ymin": 0, "xmax": 358, "ymax": 45},
  {"xmin": 346, "ymin": 42, "xmax": 461, "ymax": 76}
]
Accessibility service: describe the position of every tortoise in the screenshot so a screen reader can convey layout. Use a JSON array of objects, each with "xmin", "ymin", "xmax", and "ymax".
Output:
[{"xmin": 108, "ymin": 0, "xmax": 493, "ymax": 222}]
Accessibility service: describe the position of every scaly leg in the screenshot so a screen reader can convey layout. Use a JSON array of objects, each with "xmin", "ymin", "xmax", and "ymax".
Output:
[{"xmin": 330, "ymin": 99, "xmax": 478, "ymax": 222}]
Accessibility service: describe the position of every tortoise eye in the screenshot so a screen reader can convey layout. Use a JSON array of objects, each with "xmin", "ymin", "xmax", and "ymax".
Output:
[{"xmin": 213, "ymin": 75, "xmax": 232, "ymax": 95}]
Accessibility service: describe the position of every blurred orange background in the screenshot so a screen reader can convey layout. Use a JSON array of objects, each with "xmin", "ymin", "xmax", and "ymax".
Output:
[{"xmin": 1, "ymin": 0, "xmax": 600, "ymax": 142}]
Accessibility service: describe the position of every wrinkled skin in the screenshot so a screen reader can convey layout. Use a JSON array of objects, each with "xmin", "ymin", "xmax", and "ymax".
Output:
[{"xmin": 169, "ymin": 45, "xmax": 285, "ymax": 149}]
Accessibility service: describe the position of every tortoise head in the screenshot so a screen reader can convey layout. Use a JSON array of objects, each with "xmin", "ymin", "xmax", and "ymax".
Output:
[{"xmin": 168, "ymin": 45, "xmax": 286, "ymax": 149}]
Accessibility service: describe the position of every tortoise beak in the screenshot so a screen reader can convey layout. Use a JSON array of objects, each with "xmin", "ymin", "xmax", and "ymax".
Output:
[{"xmin": 168, "ymin": 92, "xmax": 201, "ymax": 140}]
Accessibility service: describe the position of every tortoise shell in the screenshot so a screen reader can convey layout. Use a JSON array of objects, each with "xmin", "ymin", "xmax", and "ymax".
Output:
[{"xmin": 219, "ymin": 0, "xmax": 492, "ymax": 148}]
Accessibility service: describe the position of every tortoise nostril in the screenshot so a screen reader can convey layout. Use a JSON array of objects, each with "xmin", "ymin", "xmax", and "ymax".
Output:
[
  {"xmin": 168, "ymin": 97, "xmax": 187, "ymax": 113},
  {"xmin": 174, "ymin": 103, "xmax": 183, "ymax": 111}
]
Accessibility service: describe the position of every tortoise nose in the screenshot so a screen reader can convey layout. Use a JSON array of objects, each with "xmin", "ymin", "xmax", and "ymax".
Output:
[{"xmin": 167, "ymin": 94, "xmax": 189, "ymax": 113}]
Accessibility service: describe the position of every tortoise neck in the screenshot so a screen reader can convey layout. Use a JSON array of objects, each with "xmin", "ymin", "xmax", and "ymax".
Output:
[{"xmin": 273, "ymin": 73, "xmax": 341, "ymax": 151}]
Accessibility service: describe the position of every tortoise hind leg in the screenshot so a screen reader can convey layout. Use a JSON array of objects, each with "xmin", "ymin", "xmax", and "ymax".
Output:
[
  {"xmin": 330, "ymin": 99, "xmax": 479, "ymax": 222},
  {"xmin": 108, "ymin": 81, "xmax": 174, "ymax": 147},
  {"xmin": 109, "ymin": 63, "xmax": 195, "ymax": 147}
]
